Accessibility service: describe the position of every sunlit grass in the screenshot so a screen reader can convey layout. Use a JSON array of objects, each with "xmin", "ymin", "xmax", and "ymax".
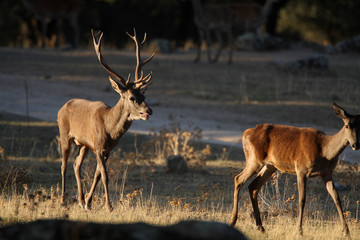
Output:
[
  {"xmin": 1, "ymin": 155, "xmax": 359, "ymax": 240},
  {"xmin": 0, "ymin": 112, "xmax": 359, "ymax": 239}
]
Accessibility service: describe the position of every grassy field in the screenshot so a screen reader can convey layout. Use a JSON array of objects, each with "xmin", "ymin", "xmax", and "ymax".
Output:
[{"xmin": 0, "ymin": 112, "xmax": 359, "ymax": 240}]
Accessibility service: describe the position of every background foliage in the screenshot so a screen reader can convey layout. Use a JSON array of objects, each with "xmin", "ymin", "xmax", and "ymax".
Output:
[
  {"xmin": 278, "ymin": 0, "xmax": 360, "ymax": 44},
  {"xmin": 0, "ymin": 0, "xmax": 359, "ymax": 47}
]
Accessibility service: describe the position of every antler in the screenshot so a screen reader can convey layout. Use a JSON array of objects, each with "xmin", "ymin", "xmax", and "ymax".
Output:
[
  {"xmin": 91, "ymin": 29, "xmax": 129, "ymax": 88},
  {"xmin": 126, "ymin": 28, "xmax": 155, "ymax": 91}
]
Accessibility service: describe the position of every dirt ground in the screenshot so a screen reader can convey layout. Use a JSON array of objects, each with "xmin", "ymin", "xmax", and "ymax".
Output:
[{"xmin": 1, "ymin": 44, "xmax": 360, "ymax": 162}]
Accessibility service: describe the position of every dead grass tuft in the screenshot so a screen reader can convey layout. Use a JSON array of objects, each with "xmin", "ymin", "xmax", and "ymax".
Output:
[{"xmin": 0, "ymin": 165, "xmax": 32, "ymax": 193}]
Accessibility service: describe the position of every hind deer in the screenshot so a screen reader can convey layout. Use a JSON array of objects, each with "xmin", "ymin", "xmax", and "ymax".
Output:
[
  {"xmin": 22, "ymin": 0, "xmax": 81, "ymax": 48},
  {"xmin": 230, "ymin": 103, "xmax": 360, "ymax": 237},
  {"xmin": 57, "ymin": 29, "xmax": 154, "ymax": 211},
  {"xmin": 191, "ymin": 0, "xmax": 278, "ymax": 64}
]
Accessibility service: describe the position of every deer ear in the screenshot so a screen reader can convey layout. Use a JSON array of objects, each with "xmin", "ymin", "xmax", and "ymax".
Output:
[
  {"xmin": 332, "ymin": 103, "xmax": 349, "ymax": 120},
  {"xmin": 109, "ymin": 76, "xmax": 126, "ymax": 94}
]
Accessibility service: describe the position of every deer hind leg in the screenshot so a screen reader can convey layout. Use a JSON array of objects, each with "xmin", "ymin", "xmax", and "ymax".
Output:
[
  {"xmin": 248, "ymin": 164, "xmax": 277, "ymax": 232},
  {"xmin": 296, "ymin": 173, "xmax": 307, "ymax": 236},
  {"xmin": 230, "ymin": 163, "xmax": 262, "ymax": 226},
  {"xmin": 212, "ymin": 29, "xmax": 223, "ymax": 63},
  {"xmin": 73, "ymin": 146, "xmax": 88, "ymax": 208},
  {"xmin": 85, "ymin": 164, "xmax": 101, "ymax": 210},
  {"xmin": 60, "ymin": 138, "xmax": 72, "ymax": 204},
  {"xmin": 195, "ymin": 27, "xmax": 205, "ymax": 63},
  {"xmin": 321, "ymin": 174, "xmax": 350, "ymax": 236}
]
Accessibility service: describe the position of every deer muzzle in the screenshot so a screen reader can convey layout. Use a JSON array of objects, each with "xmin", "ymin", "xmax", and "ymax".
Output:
[
  {"xmin": 140, "ymin": 108, "xmax": 152, "ymax": 120},
  {"xmin": 351, "ymin": 142, "xmax": 359, "ymax": 151}
]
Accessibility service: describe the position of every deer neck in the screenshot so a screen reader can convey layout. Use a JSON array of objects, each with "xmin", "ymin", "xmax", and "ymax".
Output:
[
  {"xmin": 104, "ymin": 97, "xmax": 132, "ymax": 139},
  {"xmin": 322, "ymin": 126, "xmax": 348, "ymax": 160}
]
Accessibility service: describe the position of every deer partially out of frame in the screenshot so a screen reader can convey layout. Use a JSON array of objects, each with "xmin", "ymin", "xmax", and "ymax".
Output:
[
  {"xmin": 22, "ymin": 0, "xmax": 81, "ymax": 48},
  {"xmin": 57, "ymin": 29, "xmax": 154, "ymax": 211},
  {"xmin": 230, "ymin": 103, "xmax": 360, "ymax": 236}
]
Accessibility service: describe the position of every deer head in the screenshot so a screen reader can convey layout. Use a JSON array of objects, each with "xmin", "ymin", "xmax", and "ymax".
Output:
[
  {"xmin": 91, "ymin": 29, "xmax": 154, "ymax": 121},
  {"xmin": 332, "ymin": 103, "xmax": 360, "ymax": 150}
]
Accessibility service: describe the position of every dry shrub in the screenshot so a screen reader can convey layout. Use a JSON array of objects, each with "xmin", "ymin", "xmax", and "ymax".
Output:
[
  {"xmin": 0, "ymin": 165, "xmax": 32, "ymax": 193},
  {"xmin": 151, "ymin": 116, "xmax": 211, "ymax": 169}
]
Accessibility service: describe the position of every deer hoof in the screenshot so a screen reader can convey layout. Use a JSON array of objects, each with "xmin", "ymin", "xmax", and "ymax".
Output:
[
  {"xmin": 84, "ymin": 204, "xmax": 92, "ymax": 211},
  {"xmin": 107, "ymin": 205, "xmax": 113, "ymax": 212},
  {"xmin": 257, "ymin": 225, "xmax": 265, "ymax": 233}
]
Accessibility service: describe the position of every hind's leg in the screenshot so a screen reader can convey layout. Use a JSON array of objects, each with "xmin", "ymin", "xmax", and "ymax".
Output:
[
  {"xmin": 321, "ymin": 173, "xmax": 349, "ymax": 236},
  {"xmin": 230, "ymin": 163, "xmax": 261, "ymax": 226},
  {"xmin": 248, "ymin": 165, "xmax": 277, "ymax": 232}
]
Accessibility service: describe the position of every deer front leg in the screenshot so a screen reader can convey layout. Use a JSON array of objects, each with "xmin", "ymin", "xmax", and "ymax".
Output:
[
  {"xmin": 296, "ymin": 173, "xmax": 307, "ymax": 236},
  {"xmin": 322, "ymin": 174, "xmax": 350, "ymax": 236},
  {"xmin": 195, "ymin": 28, "xmax": 204, "ymax": 63},
  {"xmin": 84, "ymin": 164, "xmax": 101, "ymax": 210},
  {"xmin": 204, "ymin": 28, "xmax": 214, "ymax": 63},
  {"xmin": 97, "ymin": 151, "xmax": 113, "ymax": 211},
  {"xmin": 73, "ymin": 146, "xmax": 88, "ymax": 208},
  {"xmin": 85, "ymin": 151, "xmax": 112, "ymax": 211},
  {"xmin": 212, "ymin": 30, "xmax": 223, "ymax": 63}
]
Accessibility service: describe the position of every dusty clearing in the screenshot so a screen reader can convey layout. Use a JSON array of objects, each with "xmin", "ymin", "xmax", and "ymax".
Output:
[{"xmin": 1, "ymin": 46, "xmax": 360, "ymax": 161}]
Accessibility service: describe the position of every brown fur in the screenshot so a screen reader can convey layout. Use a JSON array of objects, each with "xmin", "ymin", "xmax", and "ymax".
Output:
[
  {"xmin": 230, "ymin": 103, "xmax": 360, "ymax": 237},
  {"xmin": 57, "ymin": 30, "xmax": 153, "ymax": 211}
]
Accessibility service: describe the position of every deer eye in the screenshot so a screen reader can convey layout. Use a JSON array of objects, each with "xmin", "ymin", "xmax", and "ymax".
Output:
[
  {"xmin": 345, "ymin": 125, "xmax": 349, "ymax": 129},
  {"xmin": 129, "ymin": 96, "xmax": 136, "ymax": 102}
]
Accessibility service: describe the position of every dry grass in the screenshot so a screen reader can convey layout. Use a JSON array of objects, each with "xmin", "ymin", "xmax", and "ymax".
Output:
[{"xmin": 0, "ymin": 159, "xmax": 359, "ymax": 240}]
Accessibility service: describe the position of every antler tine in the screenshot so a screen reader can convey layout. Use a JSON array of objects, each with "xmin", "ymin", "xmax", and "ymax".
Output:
[
  {"xmin": 135, "ymin": 72, "xmax": 152, "ymax": 87},
  {"xmin": 126, "ymin": 28, "xmax": 155, "ymax": 89},
  {"xmin": 125, "ymin": 73, "xmax": 131, "ymax": 86},
  {"xmin": 141, "ymin": 33, "xmax": 147, "ymax": 45},
  {"xmin": 91, "ymin": 29, "xmax": 127, "ymax": 87}
]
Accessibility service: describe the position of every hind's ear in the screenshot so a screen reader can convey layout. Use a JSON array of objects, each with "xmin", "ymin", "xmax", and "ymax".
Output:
[{"xmin": 332, "ymin": 103, "xmax": 349, "ymax": 120}]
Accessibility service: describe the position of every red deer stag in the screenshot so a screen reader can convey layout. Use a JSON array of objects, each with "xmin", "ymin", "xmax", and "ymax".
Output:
[
  {"xmin": 57, "ymin": 29, "xmax": 154, "ymax": 211},
  {"xmin": 230, "ymin": 103, "xmax": 360, "ymax": 236}
]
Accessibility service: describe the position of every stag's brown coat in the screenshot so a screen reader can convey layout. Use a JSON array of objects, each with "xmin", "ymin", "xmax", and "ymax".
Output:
[{"xmin": 58, "ymin": 29, "xmax": 154, "ymax": 211}]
